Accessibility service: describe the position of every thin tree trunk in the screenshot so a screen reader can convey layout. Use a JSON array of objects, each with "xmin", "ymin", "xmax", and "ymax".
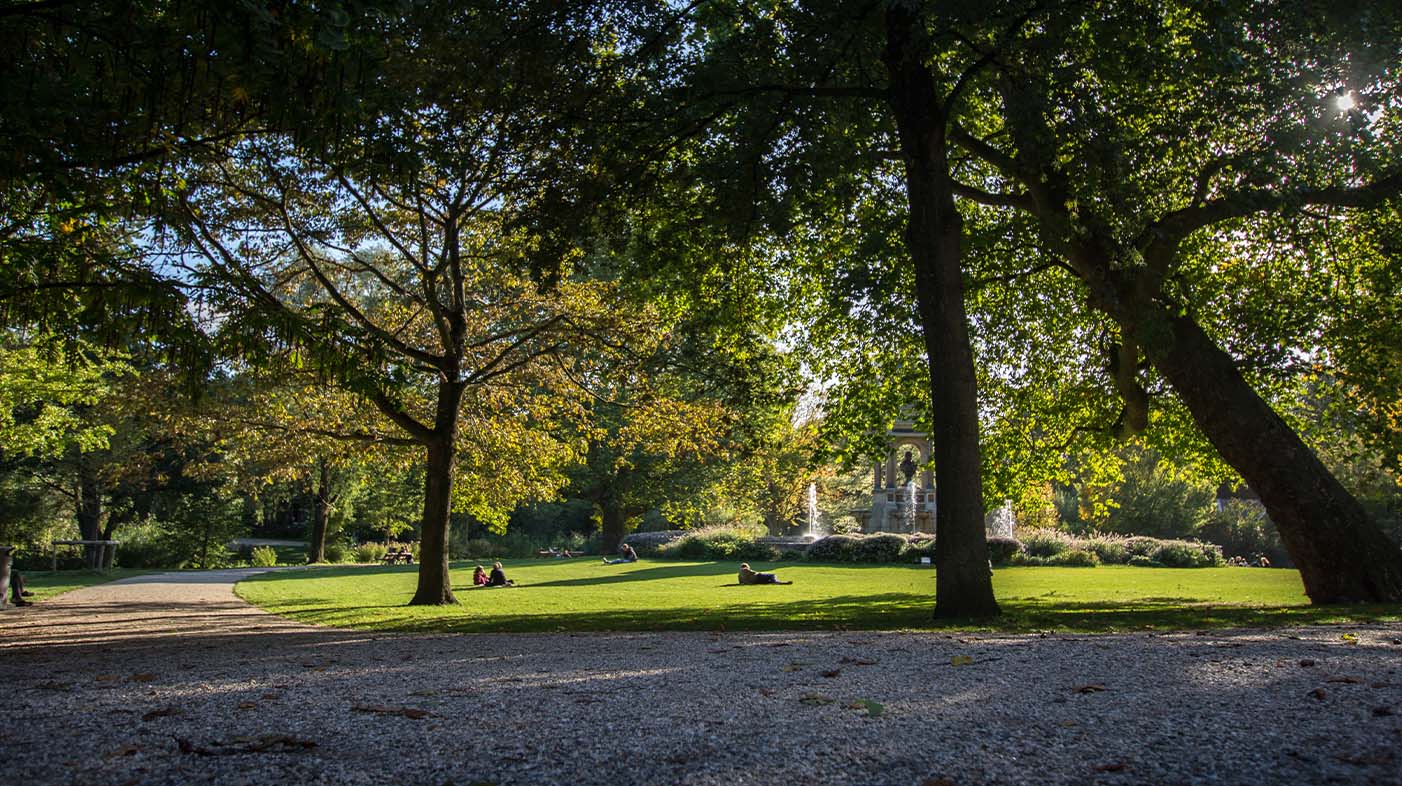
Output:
[
  {"xmin": 308, "ymin": 457, "xmax": 330, "ymax": 564},
  {"xmin": 884, "ymin": 6, "xmax": 999, "ymax": 618},
  {"xmin": 1141, "ymin": 308, "xmax": 1402, "ymax": 602},
  {"xmin": 76, "ymin": 456, "xmax": 103, "ymax": 569}
]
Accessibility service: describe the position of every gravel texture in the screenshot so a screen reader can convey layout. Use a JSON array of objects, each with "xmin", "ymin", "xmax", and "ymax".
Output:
[{"xmin": 3, "ymin": 569, "xmax": 1401, "ymax": 786}]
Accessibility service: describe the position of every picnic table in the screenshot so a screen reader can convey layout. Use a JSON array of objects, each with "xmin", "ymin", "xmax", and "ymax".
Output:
[{"xmin": 382, "ymin": 549, "xmax": 414, "ymax": 565}]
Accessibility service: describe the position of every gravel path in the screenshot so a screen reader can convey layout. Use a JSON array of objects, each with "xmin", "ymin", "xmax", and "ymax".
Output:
[{"xmin": 3, "ymin": 571, "xmax": 1400, "ymax": 786}]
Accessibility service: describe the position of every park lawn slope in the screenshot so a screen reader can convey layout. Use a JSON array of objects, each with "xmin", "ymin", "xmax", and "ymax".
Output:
[{"xmin": 235, "ymin": 560, "xmax": 1402, "ymax": 634}]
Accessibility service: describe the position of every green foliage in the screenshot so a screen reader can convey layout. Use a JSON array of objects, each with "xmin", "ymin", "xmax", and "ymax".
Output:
[
  {"xmin": 900, "ymin": 536, "xmax": 938, "ymax": 562},
  {"xmin": 985, "ymin": 536, "xmax": 1022, "ymax": 564},
  {"xmin": 852, "ymin": 533, "xmax": 907, "ymax": 563},
  {"xmin": 1198, "ymin": 502, "xmax": 1289, "ymax": 566},
  {"xmin": 1080, "ymin": 536, "xmax": 1129, "ymax": 565},
  {"xmin": 1046, "ymin": 549, "xmax": 1100, "ymax": 568},
  {"xmin": 353, "ymin": 542, "xmax": 388, "ymax": 564},
  {"xmin": 250, "ymin": 546, "xmax": 279, "ymax": 567},
  {"xmin": 113, "ymin": 521, "xmax": 184, "ymax": 569},
  {"xmin": 322, "ymin": 541, "xmax": 350, "ymax": 564},
  {"xmin": 657, "ymin": 525, "xmax": 778, "ymax": 562},
  {"xmin": 805, "ymin": 535, "xmax": 861, "ymax": 563},
  {"xmin": 1021, "ymin": 529, "xmax": 1072, "ymax": 558}
]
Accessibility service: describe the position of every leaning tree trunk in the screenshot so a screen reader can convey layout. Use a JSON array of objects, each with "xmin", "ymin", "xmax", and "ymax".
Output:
[
  {"xmin": 885, "ymin": 6, "xmax": 999, "ymax": 618},
  {"xmin": 308, "ymin": 457, "xmax": 331, "ymax": 564},
  {"xmin": 410, "ymin": 380, "xmax": 466, "ymax": 606},
  {"xmin": 1140, "ymin": 307, "xmax": 1402, "ymax": 603}
]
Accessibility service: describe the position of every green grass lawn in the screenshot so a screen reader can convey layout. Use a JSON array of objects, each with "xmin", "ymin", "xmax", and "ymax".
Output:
[
  {"xmin": 16, "ymin": 568, "xmax": 156, "ymax": 603},
  {"xmin": 235, "ymin": 559, "xmax": 1402, "ymax": 634}
]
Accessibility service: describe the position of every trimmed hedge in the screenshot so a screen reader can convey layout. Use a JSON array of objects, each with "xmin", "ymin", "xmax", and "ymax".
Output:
[
  {"xmin": 657, "ymin": 527, "xmax": 778, "ymax": 562},
  {"xmin": 985, "ymin": 536, "xmax": 1022, "ymax": 564}
]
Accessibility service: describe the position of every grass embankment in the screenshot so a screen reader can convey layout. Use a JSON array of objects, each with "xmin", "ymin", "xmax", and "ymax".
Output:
[
  {"xmin": 235, "ymin": 559, "xmax": 1402, "ymax": 634},
  {"xmin": 17, "ymin": 568, "xmax": 156, "ymax": 603}
]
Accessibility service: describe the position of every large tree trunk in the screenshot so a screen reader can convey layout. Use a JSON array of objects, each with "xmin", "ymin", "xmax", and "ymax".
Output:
[
  {"xmin": 76, "ymin": 456, "xmax": 104, "ymax": 568},
  {"xmin": 599, "ymin": 490, "xmax": 626, "ymax": 554},
  {"xmin": 308, "ymin": 457, "xmax": 331, "ymax": 564},
  {"xmin": 410, "ymin": 380, "xmax": 465, "ymax": 606},
  {"xmin": 884, "ymin": 6, "xmax": 999, "ymax": 618},
  {"xmin": 1139, "ymin": 307, "xmax": 1402, "ymax": 603}
]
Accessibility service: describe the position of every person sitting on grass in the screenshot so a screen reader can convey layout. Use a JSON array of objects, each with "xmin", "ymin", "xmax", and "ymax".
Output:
[
  {"xmin": 487, "ymin": 561, "xmax": 515, "ymax": 587},
  {"xmin": 602, "ymin": 543, "xmax": 638, "ymax": 565},
  {"xmin": 738, "ymin": 562, "xmax": 792, "ymax": 585},
  {"xmin": 472, "ymin": 565, "xmax": 490, "ymax": 587}
]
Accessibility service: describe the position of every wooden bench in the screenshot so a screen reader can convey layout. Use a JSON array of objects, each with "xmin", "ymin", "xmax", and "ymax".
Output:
[{"xmin": 382, "ymin": 550, "xmax": 414, "ymax": 565}]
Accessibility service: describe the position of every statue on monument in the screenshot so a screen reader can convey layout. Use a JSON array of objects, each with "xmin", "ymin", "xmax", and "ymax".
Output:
[{"xmin": 899, "ymin": 449, "xmax": 917, "ymax": 486}]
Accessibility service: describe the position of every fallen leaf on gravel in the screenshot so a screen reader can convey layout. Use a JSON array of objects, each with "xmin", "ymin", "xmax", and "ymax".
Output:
[
  {"xmin": 1092, "ymin": 762, "xmax": 1127, "ymax": 773},
  {"xmin": 840, "ymin": 657, "xmax": 878, "ymax": 666},
  {"xmin": 1074, "ymin": 684, "xmax": 1107, "ymax": 694},
  {"xmin": 798, "ymin": 694, "xmax": 834, "ymax": 706},
  {"xmin": 1308, "ymin": 688, "xmax": 1328, "ymax": 701},
  {"xmin": 847, "ymin": 699, "xmax": 884, "ymax": 718},
  {"xmin": 1340, "ymin": 633, "xmax": 1359, "ymax": 644},
  {"xmin": 409, "ymin": 690, "xmax": 438, "ymax": 697},
  {"xmin": 141, "ymin": 707, "xmax": 181, "ymax": 722},
  {"xmin": 37, "ymin": 681, "xmax": 71, "ymax": 691},
  {"xmin": 351, "ymin": 703, "xmax": 431, "ymax": 719},
  {"xmin": 261, "ymin": 693, "xmax": 280, "ymax": 700},
  {"xmin": 922, "ymin": 777, "xmax": 957, "ymax": 786},
  {"xmin": 96, "ymin": 674, "xmax": 118, "ymax": 682},
  {"xmin": 109, "ymin": 744, "xmax": 141, "ymax": 758},
  {"xmin": 1372, "ymin": 706, "xmax": 1395, "ymax": 717},
  {"xmin": 783, "ymin": 662, "xmax": 808, "ymax": 672},
  {"xmin": 822, "ymin": 669, "xmax": 842, "ymax": 678},
  {"xmin": 707, "ymin": 648, "xmax": 730, "ymax": 654},
  {"xmin": 950, "ymin": 655, "xmax": 974, "ymax": 667},
  {"xmin": 237, "ymin": 701, "xmax": 257, "ymax": 710},
  {"xmin": 176, "ymin": 735, "xmax": 317, "ymax": 756},
  {"xmin": 1298, "ymin": 659, "xmax": 1317, "ymax": 667},
  {"xmin": 129, "ymin": 673, "xmax": 157, "ymax": 683},
  {"xmin": 758, "ymin": 688, "xmax": 776, "ymax": 697},
  {"xmin": 1326, "ymin": 676, "xmax": 1361, "ymax": 684}
]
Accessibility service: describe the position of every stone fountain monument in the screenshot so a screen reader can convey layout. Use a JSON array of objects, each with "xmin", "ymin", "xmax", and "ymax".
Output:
[{"xmin": 858, "ymin": 419, "xmax": 936, "ymax": 534}]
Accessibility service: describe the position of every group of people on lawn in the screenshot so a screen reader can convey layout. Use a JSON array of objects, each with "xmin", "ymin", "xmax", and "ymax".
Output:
[{"xmin": 466, "ymin": 542, "xmax": 792, "ymax": 588}]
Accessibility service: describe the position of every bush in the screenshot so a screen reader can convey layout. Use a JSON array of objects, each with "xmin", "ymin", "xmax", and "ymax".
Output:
[
  {"xmin": 657, "ymin": 526, "xmax": 777, "ymax": 562},
  {"xmin": 1007, "ymin": 552, "xmax": 1048, "ymax": 567},
  {"xmin": 114, "ymin": 520, "xmax": 184, "ymax": 569},
  {"xmin": 1127, "ymin": 554, "xmax": 1160, "ymax": 567},
  {"xmin": 854, "ymin": 533, "xmax": 907, "ymax": 563},
  {"xmin": 1151, "ymin": 539, "xmax": 1223, "ymax": 568},
  {"xmin": 250, "ymin": 546, "xmax": 279, "ymax": 567},
  {"xmin": 901, "ymin": 536, "xmax": 938, "ymax": 562},
  {"xmin": 1046, "ymin": 549, "xmax": 1100, "ymax": 567},
  {"xmin": 1124, "ymin": 536, "xmax": 1163, "ymax": 558},
  {"xmin": 323, "ymin": 541, "xmax": 350, "ymax": 564},
  {"xmin": 354, "ymin": 542, "xmax": 388, "ymax": 563},
  {"xmin": 622, "ymin": 530, "xmax": 686, "ymax": 556},
  {"xmin": 985, "ymin": 536, "xmax": 1021, "ymax": 564},
  {"xmin": 1081, "ymin": 536, "xmax": 1129, "ymax": 565},
  {"xmin": 1021, "ymin": 529, "xmax": 1071, "ymax": 558},
  {"xmin": 806, "ymin": 535, "xmax": 861, "ymax": 563}
]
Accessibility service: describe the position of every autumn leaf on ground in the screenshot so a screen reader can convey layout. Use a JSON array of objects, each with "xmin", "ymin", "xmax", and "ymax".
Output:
[
  {"xmin": 798, "ymin": 694, "xmax": 834, "ymax": 706},
  {"xmin": 783, "ymin": 662, "xmax": 808, "ymax": 672},
  {"xmin": 1341, "ymin": 633, "xmax": 1359, "ymax": 644},
  {"xmin": 237, "ymin": 701, "xmax": 258, "ymax": 710},
  {"xmin": 950, "ymin": 655, "xmax": 974, "ymax": 667},
  {"xmin": 1308, "ymin": 688, "xmax": 1328, "ymax": 701},
  {"xmin": 129, "ymin": 673, "xmax": 158, "ymax": 683},
  {"xmin": 1092, "ymin": 762, "xmax": 1127, "ymax": 773},
  {"xmin": 1326, "ymin": 676, "xmax": 1361, "ymax": 684},
  {"xmin": 822, "ymin": 669, "xmax": 842, "ymax": 678},
  {"xmin": 109, "ymin": 744, "xmax": 141, "ymax": 758},
  {"xmin": 847, "ymin": 699, "xmax": 884, "ymax": 718},
  {"xmin": 840, "ymin": 656, "xmax": 878, "ymax": 666}
]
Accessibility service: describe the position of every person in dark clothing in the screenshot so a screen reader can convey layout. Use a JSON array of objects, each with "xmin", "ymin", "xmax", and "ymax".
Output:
[
  {"xmin": 1, "ymin": 546, "xmax": 33, "ymax": 607},
  {"xmin": 487, "ymin": 561, "xmax": 514, "ymax": 587},
  {"xmin": 738, "ymin": 562, "xmax": 792, "ymax": 585},
  {"xmin": 603, "ymin": 543, "xmax": 638, "ymax": 565}
]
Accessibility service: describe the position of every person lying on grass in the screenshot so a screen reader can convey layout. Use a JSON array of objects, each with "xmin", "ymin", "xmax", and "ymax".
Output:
[{"xmin": 738, "ymin": 562, "xmax": 792, "ymax": 585}]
